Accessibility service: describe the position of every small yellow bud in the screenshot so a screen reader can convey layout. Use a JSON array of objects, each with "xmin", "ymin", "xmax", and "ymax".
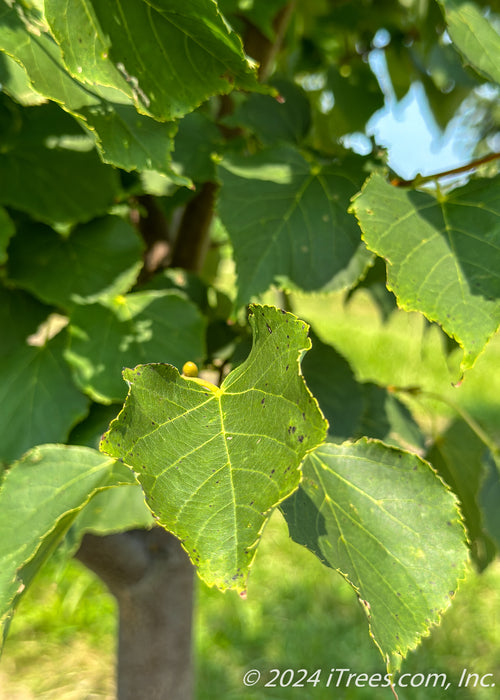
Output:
[{"xmin": 182, "ymin": 361, "xmax": 199, "ymax": 378}]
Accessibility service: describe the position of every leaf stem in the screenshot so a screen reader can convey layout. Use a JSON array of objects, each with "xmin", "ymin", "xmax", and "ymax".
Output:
[{"xmin": 390, "ymin": 151, "xmax": 500, "ymax": 188}]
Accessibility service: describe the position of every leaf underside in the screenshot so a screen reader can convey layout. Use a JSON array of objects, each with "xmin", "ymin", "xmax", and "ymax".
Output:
[
  {"xmin": 351, "ymin": 173, "xmax": 500, "ymax": 371},
  {"xmin": 281, "ymin": 439, "xmax": 468, "ymax": 670},
  {"xmin": 100, "ymin": 304, "xmax": 328, "ymax": 591}
]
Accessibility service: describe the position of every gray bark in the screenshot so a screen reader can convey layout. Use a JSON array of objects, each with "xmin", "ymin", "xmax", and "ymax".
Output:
[{"xmin": 76, "ymin": 527, "xmax": 194, "ymax": 700}]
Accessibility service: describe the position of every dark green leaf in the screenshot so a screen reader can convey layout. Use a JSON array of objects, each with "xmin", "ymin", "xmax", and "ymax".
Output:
[
  {"xmin": 480, "ymin": 452, "xmax": 500, "ymax": 552},
  {"xmin": 356, "ymin": 384, "xmax": 425, "ymax": 451},
  {"xmin": 217, "ymin": 147, "xmax": 371, "ymax": 306},
  {"xmin": 172, "ymin": 111, "xmax": 222, "ymax": 182},
  {"xmin": 281, "ymin": 439, "xmax": 468, "ymax": 670},
  {"xmin": 427, "ymin": 419, "xmax": 497, "ymax": 571},
  {"xmin": 301, "ymin": 332, "xmax": 364, "ymax": 440},
  {"xmin": 100, "ymin": 305, "xmax": 328, "ymax": 591},
  {"xmin": 301, "ymin": 333, "xmax": 424, "ymax": 449},
  {"xmin": 218, "ymin": 0, "xmax": 289, "ymax": 40},
  {"xmin": 65, "ymin": 291, "xmax": 206, "ymax": 403},
  {"xmin": 0, "ymin": 328, "xmax": 88, "ymax": 463},
  {"xmin": 0, "ymin": 206, "xmax": 14, "ymax": 264},
  {"xmin": 0, "ymin": 285, "xmax": 53, "ymax": 359},
  {"xmin": 7, "ymin": 217, "xmax": 144, "ymax": 309},
  {"xmin": 68, "ymin": 402, "xmax": 122, "ymax": 451},
  {"xmin": 0, "ymin": 99, "xmax": 120, "ymax": 225},
  {"xmin": 345, "ymin": 257, "xmax": 398, "ymax": 321},
  {"xmin": 229, "ymin": 78, "xmax": 311, "ymax": 146},
  {"xmin": 314, "ymin": 62, "xmax": 384, "ymax": 142}
]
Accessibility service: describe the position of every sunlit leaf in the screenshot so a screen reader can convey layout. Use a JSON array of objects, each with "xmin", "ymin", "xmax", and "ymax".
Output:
[
  {"xmin": 351, "ymin": 173, "xmax": 500, "ymax": 371},
  {"xmin": 0, "ymin": 3, "xmax": 181, "ymax": 178},
  {"xmin": 45, "ymin": 0, "xmax": 264, "ymax": 121},
  {"xmin": 281, "ymin": 439, "xmax": 468, "ymax": 670},
  {"xmin": 437, "ymin": 0, "xmax": 500, "ymax": 85},
  {"xmin": 100, "ymin": 305, "xmax": 327, "ymax": 591},
  {"xmin": 0, "ymin": 444, "xmax": 134, "ymax": 647}
]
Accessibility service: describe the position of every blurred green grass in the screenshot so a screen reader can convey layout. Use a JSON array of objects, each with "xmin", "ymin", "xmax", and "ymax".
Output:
[
  {"xmin": 292, "ymin": 289, "xmax": 500, "ymax": 442},
  {"xmin": 2, "ymin": 290, "xmax": 499, "ymax": 699}
]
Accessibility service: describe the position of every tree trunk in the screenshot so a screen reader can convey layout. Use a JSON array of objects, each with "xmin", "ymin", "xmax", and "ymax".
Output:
[{"xmin": 76, "ymin": 527, "xmax": 194, "ymax": 700}]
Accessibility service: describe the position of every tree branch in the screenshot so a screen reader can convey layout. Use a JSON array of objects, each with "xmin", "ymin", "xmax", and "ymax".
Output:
[
  {"xmin": 243, "ymin": 2, "xmax": 296, "ymax": 81},
  {"xmin": 390, "ymin": 151, "xmax": 500, "ymax": 187},
  {"xmin": 170, "ymin": 181, "xmax": 218, "ymax": 272},
  {"xmin": 132, "ymin": 194, "xmax": 171, "ymax": 283}
]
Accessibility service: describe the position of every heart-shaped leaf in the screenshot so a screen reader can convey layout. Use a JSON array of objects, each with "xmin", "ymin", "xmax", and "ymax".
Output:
[
  {"xmin": 217, "ymin": 147, "xmax": 372, "ymax": 306},
  {"xmin": 100, "ymin": 305, "xmax": 327, "ymax": 591},
  {"xmin": 351, "ymin": 173, "xmax": 500, "ymax": 371},
  {"xmin": 281, "ymin": 439, "xmax": 468, "ymax": 670}
]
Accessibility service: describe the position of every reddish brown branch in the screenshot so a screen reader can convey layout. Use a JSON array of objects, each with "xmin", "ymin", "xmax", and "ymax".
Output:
[
  {"xmin": 170, "ymin": 181, "xmax": 218, "ymax": 272},
  {"xmin": 243, "ymin": 1, "xmax": 296, "ymax": 81},
  {"xmin": 133, "ymin": 194, "xmax": 171, "ymax": 283},
  {"xmin": 390, "ymin": 151, "xmax": 500, "ymax": 187}
]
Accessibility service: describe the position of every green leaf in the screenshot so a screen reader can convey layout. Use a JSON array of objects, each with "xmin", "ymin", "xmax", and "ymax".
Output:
[
  {"xmin": 0, "ymin": 206, "xmax": 14, "ymax": 264},
  {"xmin": 45, "ymin": 0, "xmax": 263, "ymax": 121},
  {"xmin": 281, "ymin": 439, "xmax": 468, "ymax": 670},
  {"xmin": 356, "ymin": 384, "xmax": 425, "ymax": 452},
  {"xmin": 300, "ymin": 333, "xmax": 424, "ymax": 449},
  {"xmin": 0, "ymin": 285, "xmax": 53, "ymax": 359},
  {"xmin": 480, "ymin": 453, "xmax": 500, "ymax": 552},
  {"xmin": 0, "ymin": 336, "xmax": 89, "ymax": 463},
  {"xmin": 427, "ymin": 419, "xmax": 497, "ymax": 571},
  {"xmin": 351, "ymin": 173, "xmax": 500, "ymax": 371},
  {"xmin": 65, "ymin": 400, "xmax": 154, "ymax": 538},
  {"xmin": 228, "ymin": 78, "xmax": 312, "ymax": 146},
  {"xmin": 437, "ymin": 0, "xmax": 500, "ymax": 85},
  {"xmin": 0, "ymin": 444, "xmax": 134, "ymax": 647},
  {"xmin": 0, "ymin": 3, "xmax": 182, "ymax": 178},
  {"xmin": 0, "ymin": 311, "xmax": 88, "ymax": 462},
  {"xmin": 69, "ymin": 484, "xmax": 154, "ymax": 543},
  {"xmin": 217, "ymin": 147, "xmax": 371, "ymax": 306},
  {"xmin": 312, "ymin": 62, "xmax": 385, "ymax": 142},
  {"xmin": 301, "ymin": 332, "xmax": 365, "ymax": 440},
  {"xmin": 100, "ymin": 305, "xmax": 328, "ymax": 591},
  {"xmin": 218, "ymin": 0, "xmax": 289, "ymax": 40},
  {"xmin": 171, "ymin": 111, "xmax": 222, "ymax": 182},
  {"xmin": 7, "ymin": 216, "xmax": 144, "ymax": 309},
  {"xmin": 0, "ymin": 98, "xmax": 120, "ymax": 226},
  {"xmin": 65, "ymin": 291, "xmax": 207, "ymax": 403},
  {"xmin": 69, "ymin": 402, "xmax": 123, "ymax": 451},
  {"xmin": 0, "ymin": 52, "xmax": 47, "ymax": 106}
]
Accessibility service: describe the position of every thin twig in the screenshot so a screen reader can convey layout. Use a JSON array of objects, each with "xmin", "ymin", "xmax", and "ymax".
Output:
[{"xmin": 390, "ymin": 151, "xmax": 500, "ymax": 187}]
